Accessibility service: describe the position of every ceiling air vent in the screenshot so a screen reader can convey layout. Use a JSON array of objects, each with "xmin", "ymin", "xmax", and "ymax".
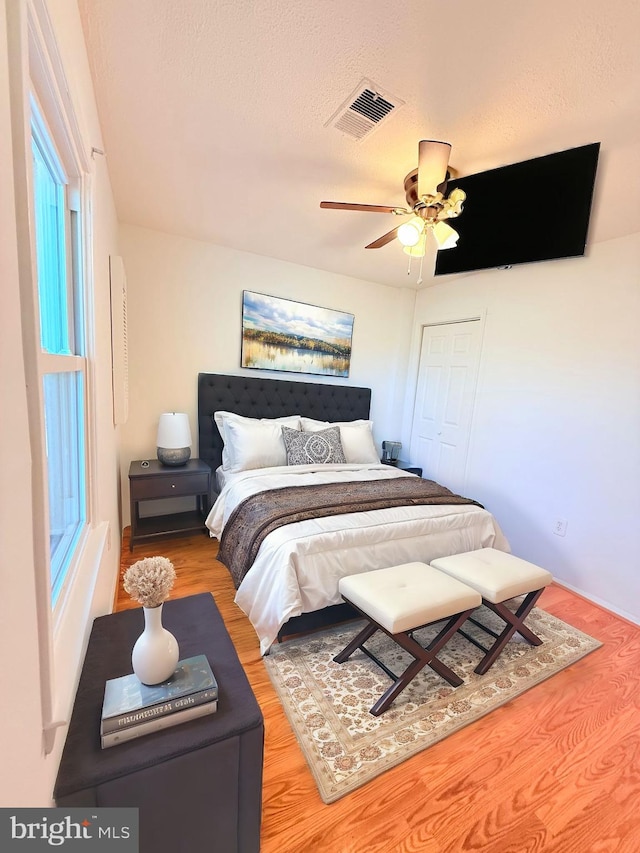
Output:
[{"xmin": 326, "ymin": 79, "xmax": 404, "ymax": 141}]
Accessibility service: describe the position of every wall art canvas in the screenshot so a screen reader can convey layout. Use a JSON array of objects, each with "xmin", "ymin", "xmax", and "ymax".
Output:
[{"xmin": 241, "ymin": 291, "xmax": 354, "ymax": 377}]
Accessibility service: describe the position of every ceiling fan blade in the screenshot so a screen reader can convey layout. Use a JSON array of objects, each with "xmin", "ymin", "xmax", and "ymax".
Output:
[
  {"xmin": 365, "ymin": 225, "xmax": 401, "ymax": 249},
  {"xmin": 418, "ymin": 140, "xmax": 452, "ymax": 199},
  {"xmin": 320, "ymin": 201, "xmax": 409, "ymax": 214}
]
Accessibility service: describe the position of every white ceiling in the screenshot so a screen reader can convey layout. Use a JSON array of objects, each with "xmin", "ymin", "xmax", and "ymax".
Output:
[{"xmin": 77, "ymin": 0, "xmax": 640, "ymax": 289}]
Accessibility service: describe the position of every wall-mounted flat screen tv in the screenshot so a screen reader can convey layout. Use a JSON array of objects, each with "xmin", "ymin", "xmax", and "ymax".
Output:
[{"xmin": 434, "ymin": 142, "xmax": 600, "ymax": 277}]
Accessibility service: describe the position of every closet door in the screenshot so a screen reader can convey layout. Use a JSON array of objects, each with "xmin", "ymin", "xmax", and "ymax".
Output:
[{"xmin": 410, "ymin": 319, "xmax": 482, "ymax": 492}]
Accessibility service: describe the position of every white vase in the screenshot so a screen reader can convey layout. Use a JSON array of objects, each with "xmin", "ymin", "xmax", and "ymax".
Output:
[{"xmin": 132, "ymin": 603, "xmax": 179, "ymax": 685}]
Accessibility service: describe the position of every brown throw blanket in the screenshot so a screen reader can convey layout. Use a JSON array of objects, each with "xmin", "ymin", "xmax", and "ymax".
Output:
[{"xmin": 218, "ymin": 477, "xmax": 484, "ymax": 589}]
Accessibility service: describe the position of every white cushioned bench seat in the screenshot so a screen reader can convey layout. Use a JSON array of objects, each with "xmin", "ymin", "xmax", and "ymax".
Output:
[
  {"xmin": 429, "ymin": 548, "xmax": 552, "ymax": 603},
  {"xmin": 430, "ymin": 548, "xmax": 553, "ymax": 675},
  {"xmin": 334, "ymin": 562, "xmax": 482, "ymax": 715},
  {"xmin": 339, "ymin": 562, "xmax": 482, "ymax": 634}
]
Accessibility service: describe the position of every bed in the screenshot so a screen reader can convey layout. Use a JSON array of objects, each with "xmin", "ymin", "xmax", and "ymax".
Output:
[{"xmin": 198, "ymin": 372, "xmax": 509, "ymax": 653}]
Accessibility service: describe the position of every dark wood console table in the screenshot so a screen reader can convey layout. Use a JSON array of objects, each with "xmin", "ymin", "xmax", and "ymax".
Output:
[{"xmin": 54, "ymin": 593, "xmax": 263, "ymax": 853}]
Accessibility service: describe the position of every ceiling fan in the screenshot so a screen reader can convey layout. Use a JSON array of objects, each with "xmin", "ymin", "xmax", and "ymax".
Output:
[{"xmin": 320, "ymin": 140, "xmax": 466, "ymax": 259}]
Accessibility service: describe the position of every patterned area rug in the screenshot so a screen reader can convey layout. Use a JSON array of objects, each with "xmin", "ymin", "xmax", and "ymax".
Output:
[{"xmin": 263, "ymin": 606, "xmax": 601, "ymax": 803}]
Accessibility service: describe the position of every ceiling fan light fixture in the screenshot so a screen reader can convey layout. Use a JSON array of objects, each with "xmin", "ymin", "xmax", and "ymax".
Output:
[
  {"xmin": 432, "ymin": 220, "xmax": 460, "ymax": 250},
  {"xmin": 403, "ymin": 232, "xmax": 428, "ymax": 257},
  {"xmin": 397, "ymin": 217, "xmax": 424, "ymax": 247},
  {"xmin": 448, "ymin": 187, "xmax": 466, "ymax": 206},
  {"xmin": 441, "ymin": 187, "xmax": 466, "ymax": 219}
]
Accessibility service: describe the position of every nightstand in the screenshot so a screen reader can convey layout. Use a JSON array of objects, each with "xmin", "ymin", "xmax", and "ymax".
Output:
[
  {"xmin": 381, "ymin": 459, "xmax": 423, "ymax": 477},
  {"xmin": 129, "ymin": 459, "xmax": 211, "ymax": 551}
]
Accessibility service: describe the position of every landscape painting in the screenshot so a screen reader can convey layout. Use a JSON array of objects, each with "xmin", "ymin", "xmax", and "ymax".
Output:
[{"xmin": 241, "ymin": 291, "xmax": 354, "ymax": 377}]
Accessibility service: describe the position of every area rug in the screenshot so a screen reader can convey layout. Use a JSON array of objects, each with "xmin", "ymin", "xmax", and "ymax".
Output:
[{"xmin": 263, "ymin": 606, "xmax": 602, "ymax": 803}]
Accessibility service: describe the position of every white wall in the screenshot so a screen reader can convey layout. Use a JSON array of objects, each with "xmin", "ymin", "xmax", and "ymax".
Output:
[
  {"xmin": 410, "ymin": 233, "xmax": 640, "ymax": 622},
  {"xmin": 0, "ymin": 0, "xmax": 121, "ymax": 805},
  {"xmin": 117, "ymin": 224, "xmax": 416, "ymax": 524},
  {"xmin": 117, "ymin": 223, "xmax": 640, "ymax": 626}
]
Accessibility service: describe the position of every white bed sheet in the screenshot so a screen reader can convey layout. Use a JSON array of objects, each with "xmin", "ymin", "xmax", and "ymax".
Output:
[{"xmin": 205, "ymin": 464, "xmax": 510, "ymax": 653}]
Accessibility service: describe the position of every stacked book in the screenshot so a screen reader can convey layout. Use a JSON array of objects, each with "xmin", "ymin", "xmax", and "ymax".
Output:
[{"xmin": 100, "ymin": 654, "xmax": 218, "ymax": 748}]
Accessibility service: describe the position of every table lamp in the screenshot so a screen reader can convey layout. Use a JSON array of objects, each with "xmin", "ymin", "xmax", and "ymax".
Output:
[{"xmin": 156, "ymin": 412, "xmax": 192, "ymax": 466}]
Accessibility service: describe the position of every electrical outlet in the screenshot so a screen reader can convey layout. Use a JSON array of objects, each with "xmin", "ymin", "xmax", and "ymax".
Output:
[{"xmin": 553, "ymin": 518, "xmax": 568, "ymax": 537}]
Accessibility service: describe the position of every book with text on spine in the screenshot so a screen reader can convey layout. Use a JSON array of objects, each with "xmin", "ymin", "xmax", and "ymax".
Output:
[
  {"xmin": 100, "ymin": 686, "xmax": 218, "ymax": 735},
  {"xmin": 102, "ymin": 654, "xmax": 217, "ymax": 721},
  {"xmin": 101, "ymin": 697, "xmax": 218, "ymax": 748}
]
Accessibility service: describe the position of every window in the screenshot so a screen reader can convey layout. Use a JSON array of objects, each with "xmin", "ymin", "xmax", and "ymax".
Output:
[
  {"xmin": 30, "ymin": 100, "xmax": 88, "ymax": 609},
  {"xmin": 7, "ymin": 0, "xmax": 102, "ymax": 753}
]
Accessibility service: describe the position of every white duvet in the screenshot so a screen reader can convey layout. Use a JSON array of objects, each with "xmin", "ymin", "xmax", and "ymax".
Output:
[{"xmin": 206, "ymin": 463, "xmax": 510, "ymax": 653}]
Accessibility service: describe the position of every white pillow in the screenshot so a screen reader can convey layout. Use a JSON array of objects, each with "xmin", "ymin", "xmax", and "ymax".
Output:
[
  {"xmin": 223, "ymin": 418, "xmax": 294, "ymax": 472},
  {"xmin": 299, "ymin": 418, "xmax": 379, "ymax": 464},
  {"xmin": 214, "ymin": 412, "xmax": 300, "ymax": 469}
]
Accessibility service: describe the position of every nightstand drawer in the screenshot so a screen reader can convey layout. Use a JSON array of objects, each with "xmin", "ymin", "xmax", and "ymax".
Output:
[{"xmin": 129, "ymin": 471, "xmax": 209, "ymax": 501}]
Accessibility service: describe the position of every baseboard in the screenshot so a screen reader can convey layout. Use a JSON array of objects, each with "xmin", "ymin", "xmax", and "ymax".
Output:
[{"xmin": 551, "ymin": 579, "xmax": 640, "ymax": 628}]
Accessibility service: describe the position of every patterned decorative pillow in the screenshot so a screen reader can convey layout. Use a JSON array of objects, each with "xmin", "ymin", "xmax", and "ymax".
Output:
[{"xmin": 281, "ymin": 426, "xmax": 347, "ymax": 465}]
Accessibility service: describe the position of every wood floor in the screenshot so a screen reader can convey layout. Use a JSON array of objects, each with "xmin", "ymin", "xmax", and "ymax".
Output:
[{"xmin": 117, "ymin": 529, "xmax": 640, "ymax": 853}]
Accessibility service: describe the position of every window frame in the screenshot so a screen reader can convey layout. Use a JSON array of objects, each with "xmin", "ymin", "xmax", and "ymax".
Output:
[
  {"xmin": 29, "ymin": 82, "xmax": 92, "ymax": 618},
  {"xmin": 9, "ymin": 0, "xmax": 100, "ymax": 754},
  {"xmin": 30, "ymin": 93, "xmax": 90, "ymax": 612}
]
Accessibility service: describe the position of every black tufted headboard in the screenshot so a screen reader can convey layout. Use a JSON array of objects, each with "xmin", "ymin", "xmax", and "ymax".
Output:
[{"xmin": 197, "ymin": 372, "xmax": 372, "ymax": 475}]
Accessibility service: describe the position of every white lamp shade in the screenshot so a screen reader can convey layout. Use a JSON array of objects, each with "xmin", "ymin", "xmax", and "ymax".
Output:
[
  {"xmin": 157, "ymin": 412, "xmax": 192, "ymax": 449},
  {"xmin": 403, "ymin": 232, "xmax": 428, "ymax": 257},
  {"xmin": 432, "ymin": 221, "xmax": 460, "ymax": 250},
  {"xmin": 397, "ymin": 217, "xmax": 425, "ymax": 247},
  {"xmin": 447, "ymin": 187, "xmax": 466, "ymax": 208}
]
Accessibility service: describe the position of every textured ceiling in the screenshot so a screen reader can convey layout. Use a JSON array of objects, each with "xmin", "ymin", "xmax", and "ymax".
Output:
[{"xmin": 77, "ymin": 0, "xmax": 640, "ymax": 289}]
